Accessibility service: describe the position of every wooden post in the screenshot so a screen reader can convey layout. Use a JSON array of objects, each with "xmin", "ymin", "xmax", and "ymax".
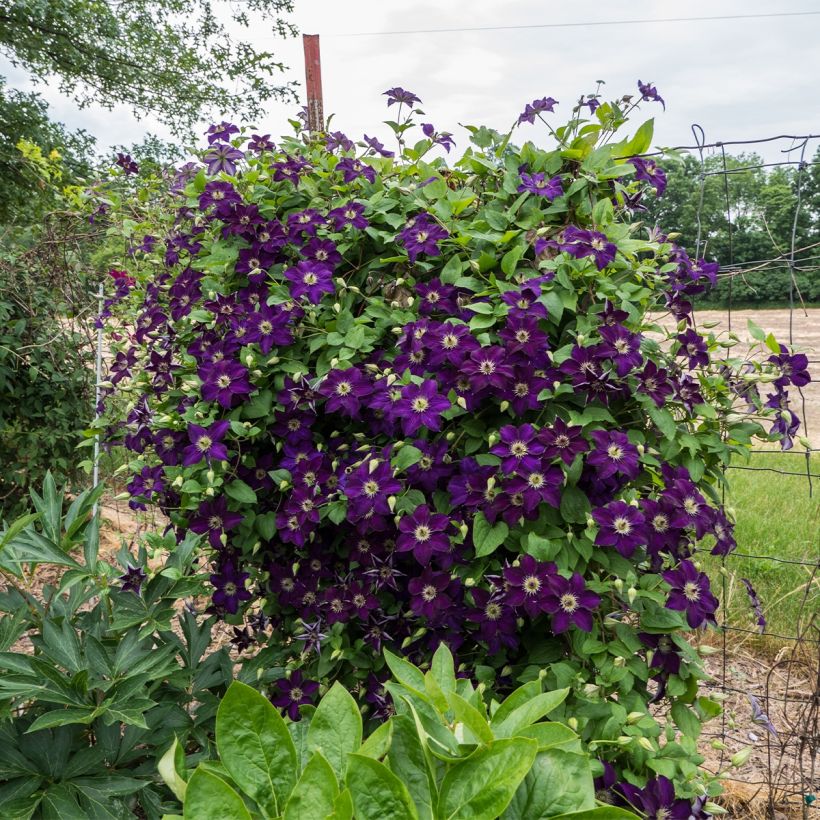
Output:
[{"xmin": 303, "ymin": 34, "xmax": 324, "ymax": 134}]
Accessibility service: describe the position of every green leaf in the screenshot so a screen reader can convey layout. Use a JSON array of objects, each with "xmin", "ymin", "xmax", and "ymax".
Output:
[
  {"xmin": 503, "ymin": 749, "xmax": 595, "ymax": 819},
  {"xmin": 437, "ymin": 738, "xmax": 538, "ymax": 820},
  {"xmin": 26, "ymin": 707, "xmax": 97, "ymax": 732},
  {"xmin": 358, "ymin": 720, "xmax": 393, "ymax": 759},
  {"xmin": 430, "ymin": 642, "xmax": 456, "ymax": 695},
  {"xmin": 515, "ymin": 722, "xmax": 581, "ymax": 752},
  {"xmin": 345, "ymin": 754, "xmax": 419, "ymax": 820},
  {"xmin": 284, "ymin": 752, "xmax": 339, "ymax": 820},
  {"xmin": 671, "ymin": 701, "xmax": 702, "ymax": 738},
  {"xmin": 491, "ymin": 689, "xmax": 569, "ymax": 737},
  {"xmin": 501, "ymin": 244, "xmax": 526, "ymax": 276},
  {"xmin": 224, "ymin": 480, "xmax": 257, "ymax": 505},
  {"xmin": 446, "ymin": 692, "xmax": 493, "ymax": 745},
  {"xmin": 472, "ymin": 513, "xmax": 508, "ymax": 557},
  {"xmin": 620, "ymin": 118, "xmax": 654, "ymax": 156},
  {"xmin": 559, "ymin": 486, "xmax": 590, "ymax": 524},
  {"xmin": 183, "ymin": 766, "xmax": 252, "ymax": 820},
  {"xmin": 158, "ymin": 737, "xmax": 188, "ymax": 803},
  {"xmin": 647, "ymin": 404, "xmax": 677, "ymax": 440},
  {"xmin": 551, "ymin": 807, "xmax": 641, "ymax": 819},
  {"xmin": 0, "ymin": 512, "xmax": 40, "ymax": 553},
  {"xmin": 392, "ymin": 445, "xmax": 423, "ymax": 472},
  {"xmin": 383, "ymin": 649, "xmax": 427, "ymax": 693},
  {"xmin": 332, "ymin": 789, "xmax": 354, "ymax": 820},
  {"xmin": 386, "ymin": 715, "xmax": 436, "ymax": 820},
  {"xmin": 307, "ymin": 682, "xmax": 362, "ymax": 780},
  {"xmin": 747, "ymin": 318, "xmax": 766, "ymax": 341},
  {"xmin": 216, "ymin": 681, "xmax": 297, "ymax": 817},
  {"xmin": 440, "ymin": 255, "xmax": 467, "ymax": 285}
]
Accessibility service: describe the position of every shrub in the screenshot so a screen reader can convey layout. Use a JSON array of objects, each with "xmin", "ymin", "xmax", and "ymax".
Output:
[
  {"xmin": 95, "ymin": 82, "xmax": 810, "ymax": 804},
  {"xmin": 163, "ymin": 643, "xmax": 655, "ymax": 819},
  {"xmin": 0, "ymin": 476, "xmax": 266, "ymax": 818}
]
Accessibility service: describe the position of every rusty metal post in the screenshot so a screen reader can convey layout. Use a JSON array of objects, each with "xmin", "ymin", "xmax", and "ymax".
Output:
[{"xmin": 303, "ymin": 34, "xmax": 324, "ymax": 134}]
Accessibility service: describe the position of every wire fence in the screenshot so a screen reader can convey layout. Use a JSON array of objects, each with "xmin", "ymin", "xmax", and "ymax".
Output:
[{"xmin": 680, "ymin": 126, "xmax": 819, "ymax": 818}]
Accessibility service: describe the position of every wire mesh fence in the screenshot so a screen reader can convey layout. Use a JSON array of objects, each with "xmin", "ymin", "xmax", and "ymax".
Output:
[{"xmin": 679, "ymin": 127, "xmax": 819, "ymax": 818}]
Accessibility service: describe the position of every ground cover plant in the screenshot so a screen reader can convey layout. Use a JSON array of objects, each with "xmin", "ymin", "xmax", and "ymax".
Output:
[{"xmin": 92, "ymin": 82, "xmax": 812, "ymax": 810}]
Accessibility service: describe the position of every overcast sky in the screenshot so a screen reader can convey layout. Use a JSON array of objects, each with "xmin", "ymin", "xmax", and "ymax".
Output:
[{"xmin": 3, "ymin": 0, "xmax": 819, "ymax": 162}]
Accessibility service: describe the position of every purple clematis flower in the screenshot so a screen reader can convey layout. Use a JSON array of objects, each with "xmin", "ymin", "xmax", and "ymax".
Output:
[
  {"xmin": 676, "ymin": 328, "xmax": 709, "ymax": 369},
  {"xmin": 199, "ymin": 359, "xmax": 253, "ymax": 408},
  {"xmin": 517, "ymin": 96, "xmax": 558, "ymax": 125},
  {"xmin": 318, "ymin": 367, "xmax": 372, "ymax": 416},
  {"xmin": 397, "ymin": 504, "xmax": 451, "ymax": 564},
  {"xmin": 637, "ymin": 79, "xmax": 666, "ymax": 109},
  {"xmin": 543, "ymin": 573, "xmax": 600, "ymax": 633},
  {"xmin": 384, "ymin": 87, "xmax": 422, "ymax": 107},
  {"xmin": 205, "ymin": 121, "xmax": 239, "ymax": 144},
  {"xmin": 408, "ymin": 567, "xmax": 456, "ymax": 620},
  {"xmin": 397, "ymin": 381, "xmax": 451, "ymax": 435},
  {"xmin": 190, "ymin": 496, "xmax": 244, "ymax": 548},
  {"xmin": 593, "ymin": 501, "xmax": 646, "ymax": 557},
  {"xmin": 616, "ymin": 776, "xmax": 693, "ymax": 819},
  {"xmin": 210, "ymin": 560, "xmax": 251, "ymax": 615},
  {"xmin": 421, "ymin": 123, "xmax": 455, "ymax": 152},
  {"xmin": 271, "ymin": 671, "xmax": 320, "ymax": 720},
  {"xmin": 328, "ymin": 201, "xmax": 369, "ymax": 231},
  {"xmin": 769, "ymin": 347, "xmax": 811, "ymax": 389},
  {"xmin": 119, "ymin": 564, "xmax": 147, "ymax": 595},
  {"xmin": 203, "ymin": 142, "xmax": 245, "ymax": 175},
  {"xmin": 504, "ymin": 555, "xmax": 556, "ymax": 618},
  {"xmin": 115, "ymin": 152, "xmax": 139, "ymax": 175},
  {"xmin": 638, "ymin": 361, "xmax": 675, "ymax": 407},
  {"xmin": 663, "ymin": 559, "xmax": 719, "ymax": 628},
  {"xmin": 463, "ymin": 346, "xmax": 513, "ymax": 391},
  {"xmin": 599, "ymin": 324, "xmax": 643, "ymax": 376},
  {"xmin": 398, "ymin": 213, "xmax": 449, "ymax": 263},
  {"xmin": 336, "ymin": 157, "xmax": 376, "ymax": 184},
  {"xmin": 639, "ymin": 632, "xmax": 682, "ymax": 677},
  {"xmin": 560, "ymin": 226, "xmax": 617, "ymax": 270},
  {"xmin": 362, "ymin": 134, "xmax": 395, "ymax": 157},
  {"xmin": 491, "ymin": 424, "xmax": 545, "ymax": 473},
  {"xmin": 284, "ymin": 261, "xmax": 334, "ymax": 303},
  {"xmin": 540, "ymin": 419, "xmax": 589, "ymax": 466},
  {"xmin": 467, "ymin": 588, "xmax": 518, "ymax": 653},
  {"xmin": 627, "ymin": 156, "xmax": 667, "ymax": 196},
  {"xmin": 344, "ymin": 459, "xmax": 401, "ymax": 519},
  {"xmin": 518, "ymin": 172, "xmax": 563, "ymax": 199},
  {"xmin": 183, "ymin": 419, "xmax": 231, "ymax": 466},
  {"xmin": 587, "ymin": 430, "xmax": 640, "ymax": 480}
]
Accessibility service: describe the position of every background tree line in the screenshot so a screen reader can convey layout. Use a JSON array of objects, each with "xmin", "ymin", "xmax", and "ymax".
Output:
[{"xmin": 643, "ymin": 150, "xmax": 820, "ymax": 306}]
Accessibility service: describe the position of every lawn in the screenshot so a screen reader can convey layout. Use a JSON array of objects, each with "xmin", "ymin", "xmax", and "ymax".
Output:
[{"xmin": 701, "ymin": 450, "xmax": 819, "ymax": 648}]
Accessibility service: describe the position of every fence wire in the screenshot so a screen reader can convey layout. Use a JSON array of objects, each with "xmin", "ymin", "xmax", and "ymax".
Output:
[{"xmin": 683, "ymin": 127, "xmax": 819, "ymax": 818}]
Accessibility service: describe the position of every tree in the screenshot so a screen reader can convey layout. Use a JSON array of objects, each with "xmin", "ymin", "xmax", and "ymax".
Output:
[
  {"xmin": 0, "ymin": 78, "xmax": 94, "ymax": 224},
  {"xmin": 644, "ymin": 149, "xmax": 820, "ymax": 305},
  {"xmin": 0, "ymin": 1, "xmax": 298, "ymax": 138}
]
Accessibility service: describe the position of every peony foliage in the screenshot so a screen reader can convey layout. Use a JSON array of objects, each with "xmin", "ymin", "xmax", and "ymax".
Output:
[{"xmin": 96, "ymin": 83, "xmax": 810, "ymax": 809}]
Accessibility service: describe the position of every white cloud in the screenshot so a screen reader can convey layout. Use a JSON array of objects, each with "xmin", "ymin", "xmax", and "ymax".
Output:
[{"xmin": 2, "ymin": 0, "xmax": 818, "ymax": 160}]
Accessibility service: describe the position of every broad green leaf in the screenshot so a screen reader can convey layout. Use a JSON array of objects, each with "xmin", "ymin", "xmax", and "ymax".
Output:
[
  {"xmin": 158, "ymin": 737, "xmax": 188, "ymax": 802},
  {"xmin": 446, "ymin": 692, "xmax": 493, "ymax": 745},
  {"xmin": 216, "ymin": 681, "xmax": 297, "ymax": 817},
  {"xmin": 472, "ymin": 513, "xmax": 508, "ymax": 557},
  {"xmin": 358, "ymin": 719, "xmax": 392, "ymax": 759},
  {"xmin": 559, "ymin": 486, "xmax": 590, "ymax": 524},
  {"xmin": 183, "ymin": 766, "xmax": 252, "ymax": 820},
  {"xmin": 345, "ymin": 754, "xmax": 419, "ymax": 820},
  {"xmin": 437, "ymin": 738, "xmax": 537, "ymax": 820},
  {"xmin": 671, "ymin": 701, "xmax": 702, "ymax": 738},
  {"xmin": 492, "ymin": 689, "xmax": 569, "ymax": 737},
  {"xmin": 307, "ymin": 682, "xmax": 362, "ymax": 779},
  {"xmin": 430, "ymin": 642, "xmax": 456, "ymax": 695},
  {"xmin": 490, "ymin": 681, "xmax": 541, "ymax": 725},
  {"xmin": 0, "ymin": 512, "xmax": 40, "ymax": 553},
  {"xmin": 503, "ymin": 749, "xmax": 595, "ymax": 819},
  {"xmin": 383, "ymin": 650, "xmax": 427, "ymax": 693},
  {"xmin": 284, "ymin": 751, "xmax": 338, "ymax": 820},
  {"xmin": 392, "ymin": 445, "xmax": 423, "ymax": 472},
  {"xmin": 26, "ymin": 708, "xmax": 97, "ymax": 733},
  {"xmin": 551, "ymin": 808, "xmax": 640, "ymax": 819},
  {"xmin": 515, "ymin": 722, "xmax": 581, "ymax": 752},
  {"xmin": 332, "ymin": 788, "xmax": 354, "ymax": 820},
  {"xmin": 387, "ymin": 715, "xmax": 436, "ymax": 820},
  {"xmin": 224, "ymin": 480, "xmax": 257, "ymax": 505}
]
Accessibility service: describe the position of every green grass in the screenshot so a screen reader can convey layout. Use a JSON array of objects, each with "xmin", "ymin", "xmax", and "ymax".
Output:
[{"xmin": 700, "ymin": 452, "xmax": 819, "ymax": 649}]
